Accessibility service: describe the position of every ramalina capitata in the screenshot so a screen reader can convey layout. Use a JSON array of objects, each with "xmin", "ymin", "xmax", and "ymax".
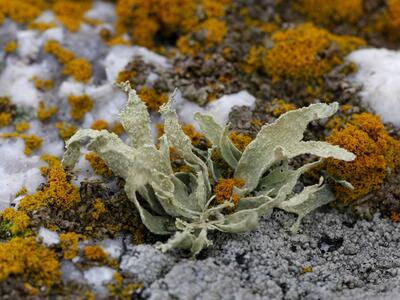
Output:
[{"xmin": 62, "ymin": 82, "xmax": 355, "ymax": 257}]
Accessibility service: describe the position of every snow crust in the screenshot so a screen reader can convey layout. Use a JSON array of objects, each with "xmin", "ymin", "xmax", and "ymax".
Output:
[{"xmin": 347, "ymin": 48, "xmax": 400, "ymax": 126}]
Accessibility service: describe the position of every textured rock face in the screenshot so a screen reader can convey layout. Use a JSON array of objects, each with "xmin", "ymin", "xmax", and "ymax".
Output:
[{"xmin": 115, "ymin": 210, "xmax": 400, "ymax": 300}]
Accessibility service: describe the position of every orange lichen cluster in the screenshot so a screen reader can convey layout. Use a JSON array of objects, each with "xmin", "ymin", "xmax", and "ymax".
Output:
[
  {"xmin": 269, "ymin": 99, "xmax": 297, "ymax": 117},
  {"xmin": 28, "ymin": 22, "xmax": 56, "ymax": 31},
  {"xmin": 115, "ymin": 0, "xmax": 198, "ymax": 48},
  {"xmin": 83, "ymin": 245, "xmax": 108, "ymax": 262},
  {"xmin": 55, "ymin": 122, "xmax": 77, "ymax": 140},
  {"xmin": 91, "ymin": 199, "xmax": 108, "ymax": 220},
  {"xmin": 107, "ymin": 273, "xmax": 143, "ymax": 300},
  {"xmin": 177, "ymin": 18, "xmax": 228, "ymax": 56},
  {"xmin": 37, "ymin": 101, "xmax": 58, "ymax": 121},
  {"xmin": 63, "ymin": 58, "xmax": 92, "ymax": 83},
  {"xmin": 326, "ymin": 113, "xmax": 400, "ymax": 203},
  {"xmin": 0, "ymin": 133, "xmax": 43, "ymax": 155},
  {"xmin": 138, "ymin": 87, "xmax": 168, "ymax": 112},
  {"xmin": 202, "ymin": 0, "xmax": 231, "ymax": 18},
  {"xmin": 44, "ymin": 40, "xmax": 92, "ymax": 82},
  {"xmin": 33, "ymin": 77, "xmax": 54, "ymax": 91},
  {"xmin": 377, "ymin": 0, "xmax": 400, "ymax": 40},
  {"xmin": 0, "ymin": 0, "xmax": 43, "ymax": 24},
  {"xmin": 213, "ymin": 178, "xmax": 245, "ymax": 210},
  {"xmin": 67, "ymin": 94, "xmax": 94, "ymax": 120},
  {"xmin": 229, "ymin": 131, "xmax": 252, "ymax": 151},
  {"xmin": 15, "ymin": 121, "xmax": 30, "ymax": 133},
  {"xmin": 294, "ymin": 0, "xmax": 363, "ymax": 26},
  {"xmin": 3, "ymin": 40, "xmax": 17, "ymax": 53},
  {"xmin": 52, "ymin": 0, "xmax": 92, "ymax": 32},
  {"xmin": 0, "ymin": 237, "xmax": 60, "ymax": 287},
  {"xmin": 243, "ymin": 45, "xmax": 267, "ymax": 74},
  {"xmin": 182, "ymin": 124, "xmax": 205, "ymax": 146},
  {"xmin": 263, "ymin": 23, "xmax": 365, "ymax": 81},
  {"xmin": 0, "ymin": 112, "xmax": 11, "ymax": 127},
  {"xmin": 60, "ymin": 232, "xmax": 83, "ymax": 259},
  {"xmin": 0, "ymin": 208, "xmax": 30, "ymax": 235},
  {"xmin": 85, "ymin": 152, "xmax": 113, "ymax": 178},
  {"xmin": 110, "ymin": 122, "xmax": 124, "ymax": 136},
  {"xmin": 19, "ymin": 155, "xmax": 80, "ymax": 212},
  {"xmin": 91, "ymin": 119, "xmax": 108, "ymax": 130}
]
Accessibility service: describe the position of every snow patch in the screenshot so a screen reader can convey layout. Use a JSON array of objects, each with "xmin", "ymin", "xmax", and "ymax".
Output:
[
  {"xmin": 347, "ymin": 48, "xmax": 400, "ymax": 126},
  {"xmin": 39, "ymin": 227, "xmax": 60, "ymax": 246}
]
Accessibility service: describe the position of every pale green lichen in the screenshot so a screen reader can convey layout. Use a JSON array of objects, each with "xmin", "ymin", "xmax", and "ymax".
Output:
[{"xmin": 62, "ymin": 82, "xmax": 355, "ymax": 257}]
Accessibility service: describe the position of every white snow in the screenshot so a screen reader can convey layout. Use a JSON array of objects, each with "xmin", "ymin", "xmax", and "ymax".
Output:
[
  {"xmin": 0, "ymin": 58, "xmax": 52, "ymax": 108},
  {"xmin": 103, "ymin": 45, "xmax": 169, "ymax": 81},
  {"xmin": 84, "ymin": 266, "xmax": 115, "ymax": 295},
  {"xmin": 39, "ymin": 227, "xmax": 60, "ymax": 246},
  {"xmin": 347, "ymin": 48, "xmax": 400, "ymax": 126},
  {"xmin": 174, "ymin": 90, "xmax": 256, "ymax": 126},
  {"xmin": 0, "ymin": 139, "xmax": 44, "ymax": 210}
]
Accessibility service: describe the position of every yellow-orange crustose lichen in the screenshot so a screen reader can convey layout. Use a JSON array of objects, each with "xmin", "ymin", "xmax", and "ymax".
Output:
[
  {"xmin": 229, "ymin": 131, "xmax": 252, "ymax": 152},
  {"xmin": 44, "ymin": 40, "xmax": 92, "ymax": 82},
  {"xmin": 37, "ymin": 101, "xmax": 58, "ymax": 121},
  {"xmin": 116, "ymin": 0, "xmax": 198, "ymax": 48},
  {"xmin": 28, "ymin": 22, "xmax": 56, "ymax": 31},
  {"xmin": 0, "ymin": 133, "xmax": 43, "ymax": 155},
  {"xmin": 19, "ymin": 155, "xmax": 80, "ymax": 212},
  {"xmin": 213, "ymin": 178, "xmax": 245, "ymax": 210},
  {"xmin": 0, "ymin": 0, "xmax": 43, "ymax": 24},
  {"xmin": 91, "ymin": 199, "xmax": 108, "ymax": 220},
  {"xmin": 55, "ymin": 122, "xmax": 77, "ymax": 140},
  {"xmin": 63, "ymin": 58, "xmax": 92, "ymax": 83},
  {"xmin": 85, "ymin": 152, "xmax": 113, "ymax": 178},
  {"xmin": 83, "ymin": 245, "xmax": 108, "ymax": 262},
  {"xmin": 202, "ymin": 0, "xmax": 231, "ymax": 18},
  {"xmin": 269, "ymin": 99, "xmax": 297, "ymax": 117},
  {"xmin": 60, "ymin": 232, "xmax": 82, "ymax": 260},
  {"xmin": 138, "ymin": 87, "xmax": 168, "ymax": 112},
  {"xmin": 0, "ymin": 237, "xmax": 60, "ymax": 287},
  {"xmin": 243, "ymin": 45, "xmax": 267, "ymax": 74},
  {"xmin": 0, "ymin": 112, "xmax": 12, "ymax": 127},
  {"xmin": 67, "ymin": 94, "xmax": 94, "ymax": 120},
  {"xmin": 325, "ymin": 113, "xmax": 400, "ymax": 203},
  {"xmin": 33, "ymin": 77, "xmax": 54, "ymax": 91},
  {"xmin": 293, "ymin": 0, "xmax": 363, "ymax": 26},
  {"xmin": 52, "ymin": 0, "xmax": 92, "ymax": 32},
  {"xmin": 15, "ymin": 121, "xmax": 30, "ymax": 133},
  {"xmin": 263, "ymin": 23, "xmax": 365, "ymax": 81},
  {"xmin": 107, "ymin": 273, "xmax": 143, "ymax": 300},
  {"xmin": 0, "ymin": 208, "xmax": 30, "ymax": 235},
  {"xmin": 91, "ymin": 119, "xmax": 108, "ymax": 131},
  {"xmin": 3, "ymin": 40, "xmax": 17, "ymax": 53}
]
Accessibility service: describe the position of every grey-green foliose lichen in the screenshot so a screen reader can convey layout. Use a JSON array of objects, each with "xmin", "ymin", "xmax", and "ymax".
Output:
[{"xmin": 62, "ymin": 82, "xmax": 355, "ymax": 257}]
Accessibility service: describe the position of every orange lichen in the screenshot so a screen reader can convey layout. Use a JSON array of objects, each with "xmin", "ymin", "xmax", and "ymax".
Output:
[
  {"xmin": 0, "ymin": 237, "xmax": 60, "ymax": 287},
  {"xmin": 325, "ymin": 113, "xmax": 400, "ymax": 203},
  {"xmin": 37, "ymin": 101, "xmax": 58, "ymax": 121},
  {"xmin": 107, "ymin": 273, "xmax": 143, "ymax": 300},
  {"xmin": 0, "ymin": 0, "xmax": 42, "ymax": 24},
  {"xmin": 28, "ymin": 22, "xmax": 56, "ymax": 31},
  {"xmin": 110, "ymin": 122, "xmax": 124, "ymax": 136},
  {"xmin": 0, "ymin": 133, "xmax": 43, "ymax": 155},
  {"xmin": 263, "ymin": 23, "xmax": 365, "ymax": 81},
  {"xmin": 269, "ymin": 99, "xmax": 297, "ymax": 117},
  {"xmin": 3, "ymin": 40, "xmax": 17, "ymax": 53},
  {"xmin": 19, "ymin": 155, "xmax": 80, "ymax": 212},
  {"xmin": 83, "ymin": 245, "xmax": 108, "ymax": 262},
  {"xmin": 67, "ymin": 94, "xmax": 94, "ymax": 120},
  {"xmin": 294, "ymin": 0, "xmax": 363, "ymax": 26},
  {"xmin": 0, "ymin": 112, "xmax": 12, "ymax": 127},
  {"xmin": 0, "ymin": 208, "xmax": 30, "ymax": 235},
  {"xmin": 213, "ymin": 178, "xmax": 245, "ymax": 210},
  {"xmin": 44, "ymin": 40, "xmax": 76, "ymax": 64},
  {"xmin": 33, "ymin": 77, "xmax": 54, "ymax": 91},
  {"xmin": 15, "ymin": 121, "xmax": 30, "ymax": 133},
  {"xmin": 300, "ymin": 266, "xmax": 313, "ymax": 274},
  {"xmin": 60, "ymin": 232, "xmax": 83, "ymax": 260},
  {"xmin": 90, "ymin": 119, "xmax": 108, "ymax": 131},
  {"xmin": 85, "ymin": 152, "xmax": 113, "ymax": 178},
  {"xmin": 202, "ymin": 0, "xmax": 231, "ymax": 18},
  {"xmin": 243, "ymin": 45, "xmax": 267, "ymax": 74},
  {"xmin": 390, "ymin": 212, "xmax": 400, "ymax": 222},
  {"xmin": 116, "ymin": 70, "xmax": 136, "ymax": 83},
  {"xmin": 91, "ymin": 199, "xmax": 108, "ymax": 220},
  {"xmin": 138, "ymin": 87, "xmax": 168, "ymax": 112},
  {"xmin": 182, "ymin": 124, "xmax": 204, "ymax": 146},
  {"xmin": 55, "ymin": 122, "xmax": 77, "ymax": 140},
  {"xmin": 115, "ymin": 0, "xmax": 198, "ymax": 48},
  {"xmin": 63, "ymin": 58, "xmax": 92, "ymax": 83},
  {"xmin": 52, "ymin": 0, "xmax": 92, "ymax": 32},
  {"xmin": 229, "ymin": 132, "xmax": 252, "ymax": 152},
  {"xmin": 16, "ymin": 186, "xmax": 28, "ymax": 197}
]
